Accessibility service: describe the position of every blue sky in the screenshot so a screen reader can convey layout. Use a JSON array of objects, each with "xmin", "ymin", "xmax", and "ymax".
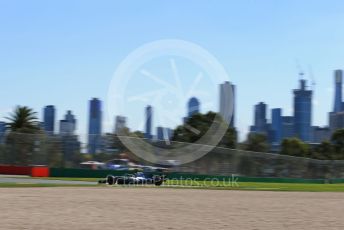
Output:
[{"xmin": 1, "ymin": 0, "xmax": 344, "ymax": 141}]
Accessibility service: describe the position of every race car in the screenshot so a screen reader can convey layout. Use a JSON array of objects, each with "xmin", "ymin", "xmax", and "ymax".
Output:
[{"xmin": 98, "ymin": 172, "xmax": 166, "ymax": 186}]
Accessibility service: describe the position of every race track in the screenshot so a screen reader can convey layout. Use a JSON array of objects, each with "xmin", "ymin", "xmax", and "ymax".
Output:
[
  {"xmin": 0, "ymin": 187, "xmax": 344, "ymax": 230},
  {"xmin": 0, "ymin": 175, "xmax": 94, "ymax": 185}
]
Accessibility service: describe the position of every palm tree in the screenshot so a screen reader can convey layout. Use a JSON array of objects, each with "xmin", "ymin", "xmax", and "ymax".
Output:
[
  {"xmin": 4, "ymin": 106, "xmax": 40, "ymax": 165},
  {"xmin": 6, "ymin": 106, "xmax": 39, "ymax": 133}
]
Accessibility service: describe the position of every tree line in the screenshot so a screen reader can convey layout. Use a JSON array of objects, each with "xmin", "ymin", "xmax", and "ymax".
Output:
[{"xmin": 244, "ymin": 131, "xmax": 344, "ymax": 160}]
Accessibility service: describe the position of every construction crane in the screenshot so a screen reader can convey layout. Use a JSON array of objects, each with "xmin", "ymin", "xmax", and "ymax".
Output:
[
  {"xmin": 294, "ymin": 59, "xmax": 316, "ymax": 91},
  {"xmin": 308, "ymin": 65, "xmax": 316, "ymax": 91},
  {"xmin": 295, "ymin": 59, "xmax": 305, "ymax": 80}
]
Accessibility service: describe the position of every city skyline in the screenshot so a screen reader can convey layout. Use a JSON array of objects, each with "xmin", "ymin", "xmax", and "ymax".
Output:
[
  {"xmin": 0, "ymin": 79, "xmax": 236, "ymax": 139},
  {"xmin": 1, "ymin": 71, "xmax": 344, "ymax": 143},
  {"xmin": 249, "ymin": 70, "xmax": 344, "ymax": 146},
  {"xmin": 1, "ymin": 1, "xmax": 344, "ymax": 141}
]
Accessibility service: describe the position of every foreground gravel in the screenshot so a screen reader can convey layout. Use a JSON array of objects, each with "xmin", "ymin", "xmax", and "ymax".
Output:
[{"xmin": 1, "ymin": 187, "xmax": 344, "ymax": 230}]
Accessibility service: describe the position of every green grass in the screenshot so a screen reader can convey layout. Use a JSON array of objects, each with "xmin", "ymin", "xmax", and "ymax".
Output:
[
  {"xmin": 2, "ymin": 177, "xmax": 344, "ymax": 192},
  {"xmin": 163, "ymin": 180, "xmax": 344, "ymax": 192}
]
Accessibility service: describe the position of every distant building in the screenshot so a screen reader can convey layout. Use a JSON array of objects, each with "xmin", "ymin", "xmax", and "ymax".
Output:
[
  {"xmin": 330, "ymin": 70, "xmax": 344, "ymax": 134},
  {"xmin": 219, "ymin": 81, "xmax": 235, "ymax": 127},
  {"xmin": 115, "ymin": 116, "xmax": 127, "ymax": 135},
  {"xmin": 250, "ymin": 102, "xmax": 268, "ymax": 134},
  {"xmin": 59, "ymin": 110, "xmax": 76, "ymax": 135},
  {"xmin": 293, "ymin": 79, "xmax": 312, "ymax": 142},
  {"xmin": 103, "ymin": 133, "xmax": 122, "ymax": 154},
  {"xmin": 311, "ymin": 126, "xmax": 330, "ymax": 144},
  {"xmin": 38, "ymin": 122, "xmax": 44, "ymax": 130},
  {"xmin": 256, "ymin": 106, "xmax": 295, "ymax": 150},
  {"xmin": 282, "ymin": 116, "xmax": 295, "ymax": 139},
  {"xmin": 330, "ymin": 111, "xmax": 344, "ymax": 134},
  {"xmin": 144, "ymin": 105, "xmax": 153, "ymax": 139},
  {"xmin": 268, "ymin": 109, "xmax": 295, "ymax": 145},
  {"xmin": 157, "ymin": 127, "xmax": 173, "ymax": 141},
  {"xmin": 0, "ymin": 122, "xmax": 6, "ymax": 144},
  {"xmin": 43, "ymin": 105, "xmax": 55, "ymax": 134},
  {"xmin": 59, "ymin": 111, "xmax": 79, "ymax": 162},
  {"xmin": 271, "ymin": 108, "xmax": 283, "ymax": 144},
  {"xmin": 61, "ymin": 135, "xmax": 81, "ymax": 162},
  {"xmin": 88, "ymin": 98, "xmax": 102, "ymax": 154},
  {"xmin": 187, "ymin": 97, "xmax": 200, "ymax": 117},
  {"xmin": 334, "ymin": 70, "xmax": 343, "ymax": 113}
]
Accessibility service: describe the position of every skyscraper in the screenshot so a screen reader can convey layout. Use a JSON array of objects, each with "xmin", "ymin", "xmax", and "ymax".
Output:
[
  {"xmin": 329, "ymin": 111, "xmax": 344, "ymax": 134},
  {"xmin": 59, "ymin": 110, "xmax": 76, "ymax": 135},
  {"xmin": 157, "ymin": 127, "xmax": 173, "ymax": 141},
  {"xmin": 271, "ymin": 108, "xmax": 283, "ymax": 144},
  {"xmin": 334, "ymin": 70, "xmax": 343, "ymax": 113},
  {"xmin": 115, "ymin": 116, "xmax": 127, "ymax": 135},
  {"xmin": 293, "ymin": 79, "xmax": 312, "ymax": 142},
  {"xmin": 250, "ymin": 102, "xmax": 267, "ymax": 134},
  {"xmin": 187, "ymin": 97, "xmax": 200, "ymax": 117},
  {"xmin": 0, "ymin": 121, "xmax": 6, "ymax": 144},
  {"xmin": 219, "ymin": 81, "xmax": 235, "ymax": 127},
  {"xmin": 88, "ymin": 98, "xmax": 102, "ymax": 154},
  {"xmin": 59, "ymin": 111, "xmax": 80, "ymax": 162},
  {"xmin": 144, "ymin": 105, "xmax": 153, "ymax": 139},
  {"xmin": 311, "ymin": 126, "xmax": 330, "ymax": 143},
  {"xmin": 330, "ymin": 70, "xmax": 344, "ymax": 134},
  {"xmin": 282, "ymin": 116, "xmax": 295, "ymax": 140},
  {"xmin": 43, "ymin": 105, "xmax": 55, "ymax": 134}
]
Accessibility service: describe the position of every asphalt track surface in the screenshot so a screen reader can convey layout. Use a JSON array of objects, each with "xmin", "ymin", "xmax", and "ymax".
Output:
[{"xmin": 0, "ymin": 175, "xmax": 95, "ymax": 185}]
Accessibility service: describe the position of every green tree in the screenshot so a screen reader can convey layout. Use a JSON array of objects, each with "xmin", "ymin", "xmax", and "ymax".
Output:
[
  {"xmin": 311, "ymin": 141, "xmax": 335, "ymax": 160},
  {"xmin": 280, "ymin": 138, "xmax": 309, "ymax": 158},
  {"xmin": 172, "ymin": 112, "xmax": 237, "ymax": 148},
  {"xmin": 6, "ymin": 106, "xmax": 39, "ymax": 133},
  {"xmin": 331, "ymin": 129, "xmax": 344, "ymax": 160},
  {"xmin": 244, "ymin": 133, "xmax": 269, "ymax": 152},
  {"xmin": 173, "ymin": 112, "xmax": 215, "ymax": 143},
  {"xmin": 130, "ymin": 131, "xmax": 144, "ymax": 138},
  {"xmin": 5, "ymin": 106, "xmax": 40, "ymax": 165},
  {"xmin": 43, "ymin": 136, "xmax": 63, "ymax": 167},
  {"xmin": 218, "ymin": 127, "xmax": 237, "ymax": 149},
  {"xmin": 0, "ymin": 145, "xmax": 6, "ymax": 164}
]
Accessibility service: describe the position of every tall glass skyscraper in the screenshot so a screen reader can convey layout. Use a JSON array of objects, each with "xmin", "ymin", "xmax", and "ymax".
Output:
[
  {"xmin": 187, "ymin": 97, "xmax": 200, "ymax": 117},
  {"xmin": 271, "ymin": 108, "xmax": 282, "ymax": 144},
  {"xmin": 334, "ymin": 70, "xmax": 343, "ymax": 113},
  {"xmin": 43, "ymin": 105, "xmax": 55, "ymax": 134},
  {"xmin": 219, "ymin": 81, "xmax": 235, "ymax": 127},
  {"xmin": 329, "ymin": 70, "xmax": 344, "ymax": 134},
  {"xmin": 88, "ymin": 98, "xmax": 102, "ymax": 154},
  {"xmin": 293, "ymin": 79, "xmax": 312, "ymax": 142},
  {"xmin": 250, "ymin": 102, "xmax": 267, "ymax": 134},
  {"xmin": 144, "ymin": 105, "xmax": 153, "ymax": 139}
]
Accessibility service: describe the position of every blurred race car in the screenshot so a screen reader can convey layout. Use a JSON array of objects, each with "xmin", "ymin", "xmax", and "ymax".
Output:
[{"xmin": 98, "ymin": 172, "xmax": 166, "ymax": 186}]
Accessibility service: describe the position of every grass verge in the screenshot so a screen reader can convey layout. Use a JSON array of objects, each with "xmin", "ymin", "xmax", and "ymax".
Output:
[{"xmin": 2, "ymin": 177, "xmax": 344, "ymax": 192}]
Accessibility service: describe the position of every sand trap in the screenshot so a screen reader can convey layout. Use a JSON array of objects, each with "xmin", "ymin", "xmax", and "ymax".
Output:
[{"xmin": 0, "ymin": 187, "xmax": 344, "ymax": 230}]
